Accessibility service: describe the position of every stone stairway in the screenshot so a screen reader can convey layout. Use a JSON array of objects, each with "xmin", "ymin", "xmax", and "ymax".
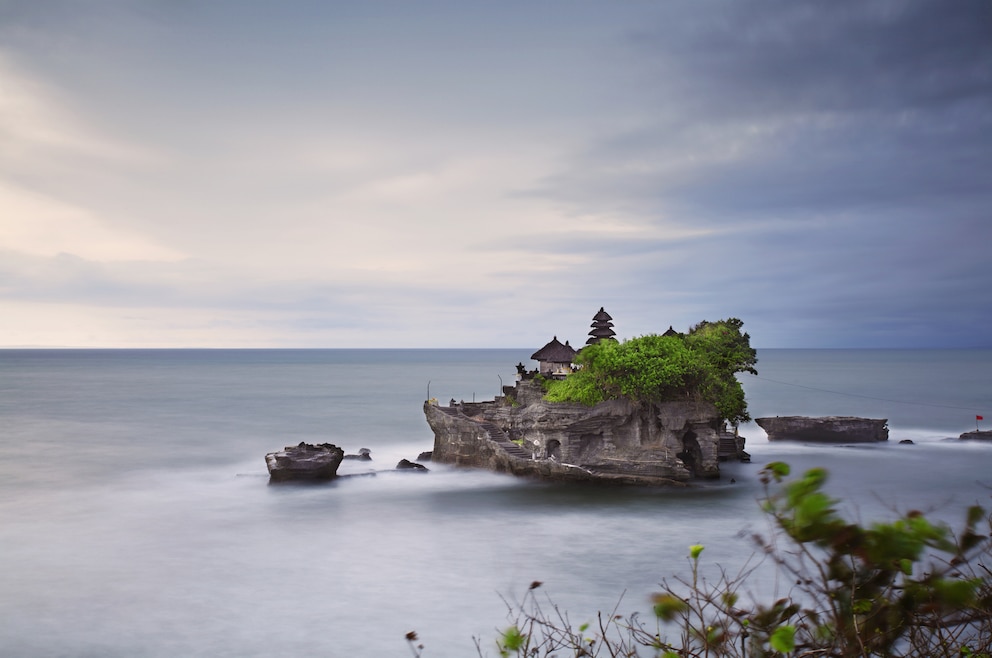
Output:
[
  {"xmin": 717, "ymin": 431, "xmax": 749, "ymax": 462},
  {"xmin": 434, "ymin": 405, "xmax": 530, "ymax": 460},
  {"xmin": 479, "ymin": 421, "xmax": 531, "ymax": 459}
]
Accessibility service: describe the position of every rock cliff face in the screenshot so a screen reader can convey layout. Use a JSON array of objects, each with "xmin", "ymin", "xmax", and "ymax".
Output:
[
  {"xmin": 755, "ymin": 416, "xmax": 888, "ymax": 443},
  {"xmin": 424, "ymin": 380, "xmax": 737, "ymax": 485}
]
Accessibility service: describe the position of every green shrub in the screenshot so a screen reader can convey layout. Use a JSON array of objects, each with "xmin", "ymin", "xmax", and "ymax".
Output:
[
  {"xmin": 446, "ymin": 463, "xmax": 992, "ymax": 657},
  {"xmin": 543, "ymin": 318, "xmax": 757, "ymax": 424}
]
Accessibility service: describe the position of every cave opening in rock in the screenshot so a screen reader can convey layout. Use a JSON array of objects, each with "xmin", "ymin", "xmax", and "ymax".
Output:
[
  {"xmin": 677, "ymin": 431, "xmax": 702, "ymax": 476},
  {"xmin": 546, "ymin": 439, "xmax": 561, "ymax": 461}
]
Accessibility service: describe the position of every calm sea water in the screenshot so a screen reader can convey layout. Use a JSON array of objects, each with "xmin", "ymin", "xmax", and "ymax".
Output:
[{"xmin": 1, "ymin": 349, "xmax": 990, "ymax": 657}]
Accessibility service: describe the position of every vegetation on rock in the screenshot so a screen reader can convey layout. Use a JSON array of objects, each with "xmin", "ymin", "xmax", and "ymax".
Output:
[{"xmin": 543, "ymin": 318, "xmax": 757, "ymax": 424}]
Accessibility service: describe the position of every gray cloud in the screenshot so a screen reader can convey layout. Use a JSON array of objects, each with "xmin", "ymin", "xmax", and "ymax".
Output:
[
  {"xmin": 1, "ymin": 0, "xmax": 989, "ymax": 347},
  {"xmin": 629, "ymin": 0, "xmax": 992, "ymax": 115},
  {"xmin": 507, "ymin": 0, "xmax": 992, "ymax": 346}
]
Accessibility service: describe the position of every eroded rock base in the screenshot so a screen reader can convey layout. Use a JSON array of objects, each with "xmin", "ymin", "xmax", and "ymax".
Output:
[{"xmin": 425, "ymin": 380, "xmax": 746, "ymax": 486}]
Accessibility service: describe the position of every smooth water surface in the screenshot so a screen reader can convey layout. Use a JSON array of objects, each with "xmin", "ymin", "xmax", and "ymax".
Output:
[{"xmin": 1, "ymin": 349, "xmax": 990, "ymax": 656}]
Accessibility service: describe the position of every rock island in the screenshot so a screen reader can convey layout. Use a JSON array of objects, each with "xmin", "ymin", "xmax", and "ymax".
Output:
[{"xmin": 424, "ymin": 309, "xmax": 754, "ymax": 486}]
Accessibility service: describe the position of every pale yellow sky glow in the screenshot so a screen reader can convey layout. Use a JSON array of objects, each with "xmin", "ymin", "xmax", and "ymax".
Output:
[{"xmin": 0, "ymin": 182, "xmax": 185, "ymax": 262}]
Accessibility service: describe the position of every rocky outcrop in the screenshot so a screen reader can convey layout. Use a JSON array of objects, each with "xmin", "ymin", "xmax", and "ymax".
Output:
[
  {"xmin": 424, "ymin": 380, "xmax": 741, "ymax": 486},
  {"xmin": 755, "ymin": 416, "xmax": 888, "ymax": 443},
  {"xmin": 960, "ymin": 430, "xmax": 992, "ymax": 441},
  {"xmin": 343, "ymin": 448, "xmax": 372, "ymax": 461},
  {"xmin": 396, "ymin": 459, "xmax": 429, "ymax": 471},
  {"xmin": 265, "ymin": 442, "xmax": 345, "ymax": 482}
]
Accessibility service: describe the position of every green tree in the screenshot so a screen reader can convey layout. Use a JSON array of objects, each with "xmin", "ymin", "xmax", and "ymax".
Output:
[
  {"xmin": 543, "ymin": 318, "xmax": 756, "ymax": 425},
  {"xmin": 684, "ymin": 318, "xmax": 757, "ymax": 424}
]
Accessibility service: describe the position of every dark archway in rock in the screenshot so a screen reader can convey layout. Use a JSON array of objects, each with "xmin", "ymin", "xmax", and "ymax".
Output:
[
  {"xmin": 546, "ymin": 439, "xmax": 561, "ymax": 461},
  {"xmin": 677, "ymin": 431, "xmax": 702, "ymax": 476}
]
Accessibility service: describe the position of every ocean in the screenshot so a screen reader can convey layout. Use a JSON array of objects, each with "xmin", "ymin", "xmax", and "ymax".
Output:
[{"xmin": 1, "ymin": 348, "xmax": 990, "ymax": 657}]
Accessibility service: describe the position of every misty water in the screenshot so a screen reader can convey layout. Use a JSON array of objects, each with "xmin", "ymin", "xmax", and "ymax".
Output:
[{"xmin": 1, "ymin": 349, "xmax": 990, "ymax": 657}]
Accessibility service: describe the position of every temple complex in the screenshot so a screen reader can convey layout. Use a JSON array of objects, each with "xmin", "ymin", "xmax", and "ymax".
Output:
[{"xmin": 424, "ymin": 308, "xmax": 748, "ymax": 486}]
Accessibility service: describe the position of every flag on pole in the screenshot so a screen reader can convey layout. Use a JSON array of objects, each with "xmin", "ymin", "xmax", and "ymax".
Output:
[{"xmin": 979, "ymin": 415, "xmax": 985, "ymax": 421}]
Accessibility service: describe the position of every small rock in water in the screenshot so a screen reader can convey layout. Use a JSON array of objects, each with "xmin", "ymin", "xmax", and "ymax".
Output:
[
  {"xmin": 396, "ymin": 459, "xmax": 429, "ymax": 472},
  {"xmin": 899, "ymin": 439, "xmax": 914, "ymax": 445},
  {"xmin": 344, "ymin": 447, "xmax": 373, "ymax": 461}
]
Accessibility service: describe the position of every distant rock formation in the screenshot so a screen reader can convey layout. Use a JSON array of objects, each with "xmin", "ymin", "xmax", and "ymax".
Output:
[
  {"xmin": 396, "ymin": 458, "xmax": 429, "ymax": 471},
  {"xmin": 755, "ymin": 416, "xmax": 888, "ymax": 443},
  {"xmin": 343, "ymin": 448, "xmax": 372, "ymax": 461},
  {"xmin": 265, "ymin": 442, "xmax": 344, "ymax": 482},
  {"xmin": 424, "ymin": 380, "xmax": 746, "ymax": 486},
  {"xmin": 959, "ymin": 430, "xmax": 992, "ymax": 441}
]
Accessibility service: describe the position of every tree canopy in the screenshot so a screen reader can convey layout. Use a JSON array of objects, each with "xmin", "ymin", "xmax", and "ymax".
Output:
[{"xmin": 542, "ymin": 318, "xmax": 757, "ymax": 424}]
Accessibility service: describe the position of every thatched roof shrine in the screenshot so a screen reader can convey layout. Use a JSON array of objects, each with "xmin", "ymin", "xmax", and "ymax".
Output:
[
  {"xmin": 531, "ymin": 336, "xmax": 577, "ymax": 378},
  {"xmin": 531, "ymin": 336, "xmax": 577, "ymax": 363}
]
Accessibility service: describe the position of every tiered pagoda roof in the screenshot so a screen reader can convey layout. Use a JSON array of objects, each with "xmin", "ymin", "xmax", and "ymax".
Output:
[{"xmin": 586, "ymin": 307, "xmax": 617, "ymax": 345}]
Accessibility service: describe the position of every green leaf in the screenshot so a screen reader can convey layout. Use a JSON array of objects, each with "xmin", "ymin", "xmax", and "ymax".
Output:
[
  {"xmin": 769, "ymin": 624, "xmax": 796, "ymax": 653},
  {"xmin": 651, "ymin": 593, "xmax": 689, "ymax": 621},
  {"xmin": 852, "ymin": 599, "xmax": 873, "ymax": 614},
  {"xmin": 689, "ymin": 544, "xmax": 705, "ymax": 560},
  {"xmin": 933, "ymin": 578, "xmax": 979, "ymax": 607},
  {"xmin": 498, "ymin": 625, "xmax": 526, "ymax": 653},
  {"xmin": 766, "ymin": 461, "xmax": 791, "ymax": 480}
]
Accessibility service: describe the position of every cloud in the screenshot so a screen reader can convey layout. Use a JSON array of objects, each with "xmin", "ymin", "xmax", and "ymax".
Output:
[
  {"xmin": 0, "ymin": 0, "xmax": 990, "ymax": 347},
  {"xmin": 0, "ymin": 182, "xmax": 185, "ymax": 262},
  {"xmin": 0, "ymin": 52, "xmax": 159, "ymax": 166}
]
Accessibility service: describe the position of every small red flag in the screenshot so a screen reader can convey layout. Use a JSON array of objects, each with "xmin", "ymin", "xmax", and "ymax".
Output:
[{"xmin": 979, "ymin": 415, "xmax": 985, "ymax": 421}]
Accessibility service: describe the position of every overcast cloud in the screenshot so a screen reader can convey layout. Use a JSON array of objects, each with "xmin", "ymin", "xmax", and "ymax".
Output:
[{"xmin": 1, "ymin": 0, "xmax": 990, "ymax": 348}]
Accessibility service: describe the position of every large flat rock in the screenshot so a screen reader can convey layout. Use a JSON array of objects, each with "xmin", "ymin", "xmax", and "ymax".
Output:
[
  {"xmin": 265, "ymin": 442, "xmax": 344, "ymax": 482},
  {"xmin": 756, "ymin": 416, "xmax": 888, "ymax": 443}
]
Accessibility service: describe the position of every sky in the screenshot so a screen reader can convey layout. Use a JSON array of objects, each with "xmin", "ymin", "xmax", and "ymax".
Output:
[{"xmin": 1, "ymin": 0, "xmax": 990, "ymax": 349}]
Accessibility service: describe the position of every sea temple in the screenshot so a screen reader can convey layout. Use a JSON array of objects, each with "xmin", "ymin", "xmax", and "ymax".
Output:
[{"xmin": 423, "ymin": 309, "xmax": 748, "ymax": 486}]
